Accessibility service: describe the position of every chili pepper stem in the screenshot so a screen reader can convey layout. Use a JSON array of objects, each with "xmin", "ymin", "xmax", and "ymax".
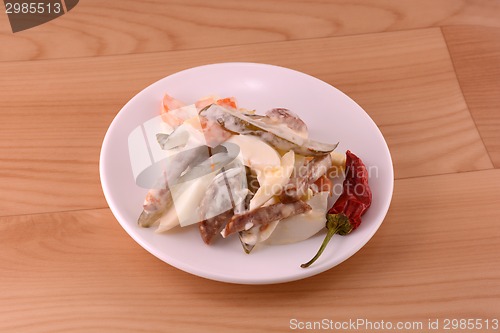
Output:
[
  {"xmin": 301, "ymin": 213, "xmax": 353, "ymax": 268},
  {"xmin": 300, "ymin": 224, "xmax": 340, "ymax": 268}
]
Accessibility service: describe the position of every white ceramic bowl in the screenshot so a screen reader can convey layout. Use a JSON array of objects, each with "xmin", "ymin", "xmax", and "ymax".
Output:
[{"xmin": 100, "ymin": 63, "xmax": 394, "ymax": 284}]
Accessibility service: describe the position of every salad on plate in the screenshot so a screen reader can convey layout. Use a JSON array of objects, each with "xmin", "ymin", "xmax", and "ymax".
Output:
[{"xmin": 133, "ymin": 94, "xmax": 372, "ymax": 267}]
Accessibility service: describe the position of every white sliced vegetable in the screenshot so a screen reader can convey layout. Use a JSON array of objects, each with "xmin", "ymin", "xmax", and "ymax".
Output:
[
  {"xmin": 226, "ymin": 135, "xmax": 281, "ymax": 169},
  {"xmin": 264, "ymin": 191, "xmax": 329, "ymax": 245},
  {"xmin": 155, "ymin": 170, "xmax": 216, "ymax": 232},
  {"xmin": 249, "ymin": 150, "xmax": 295, "ymax": 210},
  {"xmin": 330, "ymin": 151, "xmax": 346, "ymax": 168},
  {"xmin": 239, "ymin": 220, "xmax": 280, "ymax": 246},
  {"xmin": 155, "ymin": 205, "xmax": 180, "ymax": 233}
]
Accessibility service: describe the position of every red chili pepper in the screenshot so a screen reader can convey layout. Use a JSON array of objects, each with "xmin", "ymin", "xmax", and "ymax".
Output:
[{"xmin": 301, "ymin": 150, "xmax": 372, "ymax": 268}]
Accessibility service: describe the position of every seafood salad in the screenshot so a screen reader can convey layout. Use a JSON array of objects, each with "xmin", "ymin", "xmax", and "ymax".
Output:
[{"xmin": 136, "ymin": 94, "xmax": 365, "ymax": 264}]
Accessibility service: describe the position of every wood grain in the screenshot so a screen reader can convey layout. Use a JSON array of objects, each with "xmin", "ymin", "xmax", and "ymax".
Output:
[
  {"xmin": 0, "ymin": 169, "xmax": 498, "ymax": 332},
  {"xmin": 443, "ymin": 25, "xmax": 500, "ymax": 167},
  {"xmin": 0, "ymin": 28, "xmax": 492, "ymax": 217},
  {"xmin": 1, "ymin": 0, "xmax": 500, "ymax": 61}
]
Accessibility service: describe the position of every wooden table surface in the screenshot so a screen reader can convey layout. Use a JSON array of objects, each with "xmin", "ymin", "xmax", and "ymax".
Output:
[{"xmin": 1, "ymin": 1, "xmax": 499, "ymax": 332}]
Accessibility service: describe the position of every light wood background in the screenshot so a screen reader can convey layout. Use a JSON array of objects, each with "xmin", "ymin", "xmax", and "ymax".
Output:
[{"xmin": 1, "ymin": 1, "xmax": 499, "ymax": 332}]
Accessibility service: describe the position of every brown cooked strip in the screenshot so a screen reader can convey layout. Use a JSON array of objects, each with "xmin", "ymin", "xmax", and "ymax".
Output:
[
  {"xmin": 197, "ymin": 165, "xmax": 246, "ymax": 244},
  {"xmin": 222, "ymin": 200, "xmax": 311, "ymax": 237},
  {"xmin": 199, "ymin": 209, "xmax": 234, "ymax": 245},
  {"xmin": 280, "ymin": 153, "xmax": 332, "ymax": 203}
]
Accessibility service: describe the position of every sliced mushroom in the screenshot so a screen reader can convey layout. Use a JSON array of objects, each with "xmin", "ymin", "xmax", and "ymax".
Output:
[
  {"xmin": 264, "ymin": 108, "xmax": 308, "ymax": 137},
  {"xmin": 199, "ymin": 104, "xmax": 337, "ymax": 156}
]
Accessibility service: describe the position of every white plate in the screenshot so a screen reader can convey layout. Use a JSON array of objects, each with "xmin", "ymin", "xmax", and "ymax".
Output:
[{"xmin": 100, "ymin": 63, "xmax": 394, "ymax": 284}]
